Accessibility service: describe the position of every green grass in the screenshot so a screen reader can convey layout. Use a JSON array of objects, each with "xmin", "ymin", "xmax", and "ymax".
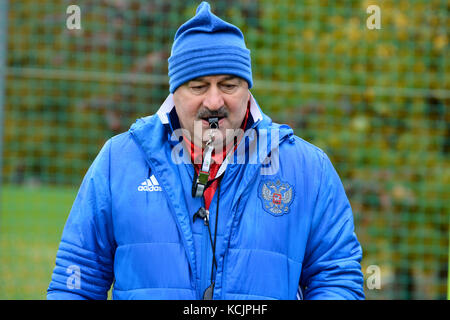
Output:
[{"xmin": 0, "ymin": 185, "xmax": 76, "ymax": 299}]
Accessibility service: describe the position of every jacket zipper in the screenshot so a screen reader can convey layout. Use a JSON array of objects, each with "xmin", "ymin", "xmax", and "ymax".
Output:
[
  {"xmin": 219, "ymin": 188, "xmax": 244, "ymax": 299},
  {"xmin": 221, "ymin": 245, "xmax": 229, "ymax": 299},
  {"xmin": 201, "ymin": 218, "xmax": 210, "ymax": 298}
]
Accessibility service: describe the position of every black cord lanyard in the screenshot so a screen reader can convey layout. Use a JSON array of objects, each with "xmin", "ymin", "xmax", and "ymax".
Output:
[{"xmin": 193, "ymin": 178, "xmax": 221, "ymax": 300}]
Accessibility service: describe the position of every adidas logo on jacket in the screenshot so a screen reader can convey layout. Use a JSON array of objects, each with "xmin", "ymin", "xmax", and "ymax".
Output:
[{"xmin": 138, "ymin": 175, "xmax": 162, "ymax": 192}]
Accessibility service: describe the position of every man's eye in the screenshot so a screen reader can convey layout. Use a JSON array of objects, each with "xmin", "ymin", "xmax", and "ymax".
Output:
[
  {"xmin": 190, "ymin": 85, "xmax": 207, "ymax": 92},
  {"xmin": 222, "ymin": 84, "xmax": 237, "ymax": 91}
]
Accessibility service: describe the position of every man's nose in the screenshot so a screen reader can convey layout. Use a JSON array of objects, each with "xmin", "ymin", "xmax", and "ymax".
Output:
[{"xmin": 203, "ymin": 85, "xmax": 224, "ymax": 110}]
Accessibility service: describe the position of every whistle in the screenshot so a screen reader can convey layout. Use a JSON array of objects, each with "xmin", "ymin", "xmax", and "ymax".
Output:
[{"xmin": 208, "ymin": 117, "xmax": 219, "ymax": 129}]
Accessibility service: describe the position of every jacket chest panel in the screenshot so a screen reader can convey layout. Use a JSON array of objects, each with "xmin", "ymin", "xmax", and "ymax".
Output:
[
  {"xmin": 112, "ymin": 171, "xmax": 181, "ymax": 246},
  {"xmin": 230, "ymin": 174, "xmax": 307, "ymax": 249},
  {"xmin": 216, "ymin": 174, "xmax": 307, "ymax": 299}
]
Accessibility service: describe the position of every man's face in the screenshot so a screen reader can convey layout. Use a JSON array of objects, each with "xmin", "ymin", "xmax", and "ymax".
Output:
[{"xmin": 173, "ymin": 75, "xmax": 250, "ymax": 148}]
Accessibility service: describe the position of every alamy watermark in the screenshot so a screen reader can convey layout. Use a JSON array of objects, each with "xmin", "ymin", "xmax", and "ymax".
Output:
[
  {"xmin": 63, "ymin": 263, "xmax": 381, "ymax": 292},
  {"xmin": 66, "ymin": 4, "xmax": 381, "ymax": 31},
  {"xmin": 66, "ymin": 5, "xmax": 82, "ymax": 30},
  {"xmin": 366, "ymin": 5, "xmax": 381, "ymax": 30},
  {"xmin": 366, "ymin": 265, "xmax": 381, "ymax": 290},
  {"xmin": 66, "ymin": 265, "xmax": 81, "ymax": 290}
]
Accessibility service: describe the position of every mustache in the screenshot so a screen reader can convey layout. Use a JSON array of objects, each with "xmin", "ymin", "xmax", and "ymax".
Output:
[{"xmin": 197, "ymin": 107, "xmax": 228, "ymax": 119}]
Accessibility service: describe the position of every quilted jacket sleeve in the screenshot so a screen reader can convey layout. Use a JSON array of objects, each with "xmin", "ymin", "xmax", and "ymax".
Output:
[
  {"xmin": 300, "ymin": 152, "xmax": 365, "ymax": 300},
  {"xmin": 47, "ymin": 139, "xmax": 115, "ymax": 300}
]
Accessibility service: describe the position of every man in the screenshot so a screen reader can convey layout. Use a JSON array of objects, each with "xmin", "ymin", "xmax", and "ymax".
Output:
[{"xmin": 47, "ymin": 2, "xmax": 364, "ymax": 300}]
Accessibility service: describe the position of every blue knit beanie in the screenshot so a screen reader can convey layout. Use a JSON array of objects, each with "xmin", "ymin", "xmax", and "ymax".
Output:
[{"xmin": 168, "ymin": 2, "xmax": 253, "ymax": 93}]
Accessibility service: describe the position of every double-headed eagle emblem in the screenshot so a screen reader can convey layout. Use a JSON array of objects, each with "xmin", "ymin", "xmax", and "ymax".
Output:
[{"xmin": 258, "ymin": 179, "xmax": 294, "ymax": 216}]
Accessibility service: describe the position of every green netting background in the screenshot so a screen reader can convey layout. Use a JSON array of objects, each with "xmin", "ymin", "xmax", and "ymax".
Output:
[{"xmin": 0, "ymin": 0, "xmax": 448, "ymax": 299}]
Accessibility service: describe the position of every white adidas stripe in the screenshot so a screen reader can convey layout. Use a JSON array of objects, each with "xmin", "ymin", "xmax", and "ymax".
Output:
[{"xmin": 150, "ymin": 175, "xmax": 159, "ymax": 186}]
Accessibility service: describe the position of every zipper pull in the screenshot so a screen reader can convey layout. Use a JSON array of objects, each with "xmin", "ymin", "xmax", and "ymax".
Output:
[
  {"xmin": 203, "ymin": 281, "xmax": 215, "ymax": 300},
  {"xmin": 204, "ymin": 209, "xmax": 209, "ymax": 226},
  {"xmin": 193, "ymin": 207, "xmax": 209, "ymax": 226}
]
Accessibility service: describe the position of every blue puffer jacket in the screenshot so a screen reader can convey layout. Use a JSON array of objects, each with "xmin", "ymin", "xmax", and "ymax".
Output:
[{"xmin": 47, "ymin": 94, "xmax": 364, "ymax": 300}]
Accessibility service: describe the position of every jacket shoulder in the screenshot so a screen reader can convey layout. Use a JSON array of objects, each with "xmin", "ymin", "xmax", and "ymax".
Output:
[
  {"xmin": 281, "ymin": 133, "xmax": 328, "ymax": 167},
  {"xmin": 109, "ymin": 114, "xmax": 160, "ymax": 151},
  {"xmin": 265, "ymin": 120, "xmax": 326, "ymax": 161}
]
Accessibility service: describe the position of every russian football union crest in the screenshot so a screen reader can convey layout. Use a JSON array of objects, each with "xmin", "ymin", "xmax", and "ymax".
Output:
[{"xmin": 258, "ymin": 179, "xmax": 294, "ymax": 216}]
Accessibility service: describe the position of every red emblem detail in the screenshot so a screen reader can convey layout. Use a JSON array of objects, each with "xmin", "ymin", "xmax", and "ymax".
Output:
[{"xmin": 272, "ymin": 193, "xmax": 282, "ymax": 205}]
